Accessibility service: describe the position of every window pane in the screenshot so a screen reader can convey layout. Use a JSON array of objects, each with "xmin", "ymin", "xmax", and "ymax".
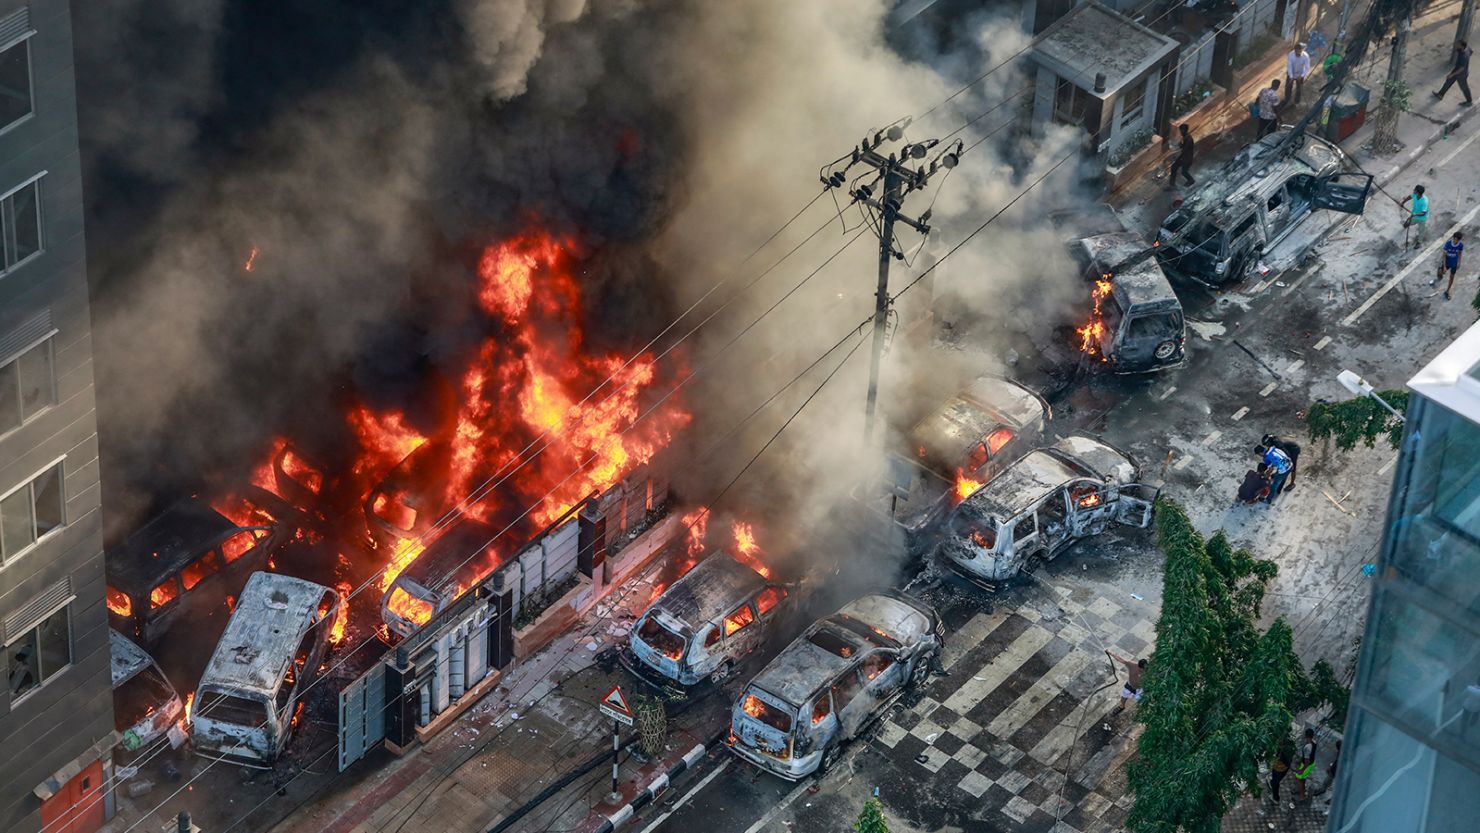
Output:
[
  {"xmin": 17, "ymin": 341, "xmax": 53, "ymax": 418},
  {"xmin": 7, "ymin": 632, "xmax": 40, "ymax": 698},
  {"xmin": 180, "ymin": 553, "xmax": 220, "ymax": 590},
  {"xmin": 150, "ymin": 579, "xmax": 179, "ymax": 610},
  {"xmin": 8, "ymin": 181, "xmax": 40, "ymax": 264},
  {"xmin": 1363, "ymin": 592, "xmax": 1480, "ymax": 762},
  {"xmin": 36, "ymin": 607, "xmax": 70, "ymax": 681},
  {"xmin": 33, "ymin": 463, "xmax": 62, "ymax": 537},
  {"xmin": 0, "ymin": 359, "xmax": 18, "ymax": 433},
  {"xmin": 0, "ymin": 40, "xmax": 30, "ymax": 129},
  {"xmin": 1, "ymin": 485, "xmax": 35, "ymax": 559}
]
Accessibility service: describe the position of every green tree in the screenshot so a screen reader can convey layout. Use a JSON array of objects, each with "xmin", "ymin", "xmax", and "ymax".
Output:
[
  {"xmin": 854, "ymin": 798, "xmax": 890, "ymax": 833},
  {"xmin": 1306, "ymin": 390, "xmax": 1408, "ymax": 451},
  {"xmin": 1127, "ymin": 498, "xmax": 1330, "ymax": 833}
]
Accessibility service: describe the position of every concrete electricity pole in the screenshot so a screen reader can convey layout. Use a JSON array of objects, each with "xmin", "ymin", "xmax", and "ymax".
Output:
[
  {"xmin": 1374, "ymin": 5, "xmax": 1414, "ymax": 154},
  {"xmin": 821, "ymin": 120, "xmax": 961, "ymax": 442},
  {"xmin": 1459, "ymin": 0, "xmax": 1476, "ymax": 46}
]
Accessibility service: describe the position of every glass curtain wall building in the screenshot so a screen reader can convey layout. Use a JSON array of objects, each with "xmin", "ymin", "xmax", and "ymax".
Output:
[{"xmin": 1328, "ymin": 323, "xmax": 1480, "ymax": 832}]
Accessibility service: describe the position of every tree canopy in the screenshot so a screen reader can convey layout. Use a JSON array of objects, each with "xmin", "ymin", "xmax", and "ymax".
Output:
[
  {"xmin": 1127, "ymin": 498, "xmax": 1341, "ymax": 833},
  {"xmin": 854, "ymin": 798, "xmax": 890, "ymax": 833},
  {"xmin": 1306, "ymin": 390, "xmax": 1408, "ymax": 451}
]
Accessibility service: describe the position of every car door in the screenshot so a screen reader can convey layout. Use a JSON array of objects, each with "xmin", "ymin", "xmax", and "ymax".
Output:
[
  {"xmin": 1113, "ymin": 483, "xmax": 1159, "ymax": 528},
  {"xmin": 1010, "ymin": 512, "xmax": 1040, "ymax": 558},
  {"xmin": 1310, "ymin": 172, "xmax": 1373, "ymax": 215},
  {"xmin": 753, "ymin": 584, "xmax": 792, "ymax": 633},
  {"xmin": 1264, "ymin": 183, "xmax": 1291, "ymax": 237},
  {"xmin": 831, "ymin": 664, "xmax": 871, "ymax": 738},
  {"xmin": 1037, "ymin": 491, "xmax": 1071, "ymax": 553},
  {"xmin": 1066, "ymin": 481, "xmax": 1117, "ymax": 538},
  {"xmin": 719, "ymin": 601, "xmax": 762, "ymax": 663},
  {"xmin": 860, "ymin": 649, "xmax": 905, "ymax": 700}
]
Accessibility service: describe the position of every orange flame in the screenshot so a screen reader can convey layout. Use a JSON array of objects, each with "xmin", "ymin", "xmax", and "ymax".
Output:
[
  {"xmin": 684, "ymin": 509, "xmax": 708, "ymax": 557},
  {"xmin": 225, "ymin": 594, "xmax": 236, "ymax": 613},
  {"xmin": 330, "ymin": 582, "xmax": 351, "ymax": 645},
  {"xmin": 387, "ymin": 586, "xmax": 433, "ymax": 626},
  {"xmin": 955, "ymin": 468, "xmax": 984, "ymax": 501},
  {"xmin": 107, "ymin": 587, "xmax": 132, "ymax": 617},
  {"xmin": 245, "ymin": 246, "xmax": 259, "ymax": 272},
  {"xmin": 731, "ymin": 521, "xmax": 771, "ymax": 579},
  {"xmin": 1076, "ymin": 278, "xmax": 1115, "ymax": 359},
  {"xmin": 742, "ymin": 695, "xmax": 767, "ymax": 718},
  {"xmin": 184, "ymin": 692, "xmax": 194, "ymax": 723}
]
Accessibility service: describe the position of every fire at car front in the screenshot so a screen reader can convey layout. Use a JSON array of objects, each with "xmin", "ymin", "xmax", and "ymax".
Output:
[
  {"xmin": 938, "ymin": 515, "xmax": 1017, "ymax": 587},
  {"xmin": 727, "ymin": 687, "xmax": 818, "ymax": 780}
]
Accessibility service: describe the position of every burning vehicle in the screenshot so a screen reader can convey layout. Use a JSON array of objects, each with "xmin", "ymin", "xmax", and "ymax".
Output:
[
  {"xmin": 624, "ymin": 552, "xmax": 797, "ymax": 688},
  {"xmin": 380, "ymin": 518, "xmax": 502, "ymax": 637},
  {"xmin": 106, "ymin": 499, "xmax": 290, "ymax": 647},
  {"xmin": 884, "ymin": 374, "xmax": 1049, "ymax": 550},
  {"xmin": 110, "ymin": 630, "xmax": 186, "ymax": 759},
  {"xmin": 727, "ymin": 592, "xmax": 941, "ymax": 780},
  {"xmin": 1157, "ymin": 131, "xmax": 1371, "ymax": 286},
  {"xmin": 1070, "ymin": 233, "xmax": 1185, "ymax": 373},
  {"xmin": 190, "ymin": 572, "xmax": 340, "ymax": 768},
  {"xmin": 938, "ymin": 434, "xmax": 1155, "ymax": 588}
]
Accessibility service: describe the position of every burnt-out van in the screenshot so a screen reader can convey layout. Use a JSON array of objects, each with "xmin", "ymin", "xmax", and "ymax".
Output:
[
  {"xmin": 110, "ymin": 630, "xmax": 186, "ymax": 759},
  {"xmin": 381, "ymin": 519, "xmax": 502, "ymax": 638},
  {"xmin": 938, "ymin": 434, "xmax": 1155, "ymax": 588},
  {"xmin": 106, "ymin": 500, "xmax": 288, "ymax": 647},
  {"xmin": 625, "ymin": 553, "xmax": 798, "ymax": 688},
  {"xmin": 878, "ymin": 375, "xmax": 1048, "ymax": 553},
  {"xmin": 728, "ymin": 593, "xmax": 941, "ymax": 779},
  {"xmin": 1070, "ymin": 233, "xmax": 1185, "ymax": 373},
  {"xmin": 190, "ymin": 573, "xmax": 340, "ymax": 768}
]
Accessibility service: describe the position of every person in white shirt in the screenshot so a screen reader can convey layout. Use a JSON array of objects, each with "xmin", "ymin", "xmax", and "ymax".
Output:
[{"xmin": 1287, "ymin": 42, "xmax": 1312, "ymax": 104}]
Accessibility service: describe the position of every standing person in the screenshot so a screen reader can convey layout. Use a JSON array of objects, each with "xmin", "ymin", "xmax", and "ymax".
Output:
[
  {"xmin": 1255, "ymin": 443, "xmax": 1293, "ymax": 503},
  {"xmin": 1436, "ymin": 232, "xmax": 1465, "ymax": 300},
  {"xmin": 1238, "ymin": 464, "xmax": 1273, "ymax": 505},
  {"xmin": 1261, "ymin": 433, "xmax": 1301, "ymax": 494},
  {"xmin": 1167, "ymin": 123, "xmax": 1196, "ymax": 188},
  {"xmin": 1295, "ymin": 728, "xmax": 1319, "ymax": 805},
  {"xmin": 1269, "ymin": 736, "xmax": 1295, "ymax": 806},
  {"xmin": 1400, "ymin": 185, "xmax": 1430, "ymax": 249},
  {"xmin": 1287, "ymin": 42, "xmax": 1312, "ymax": 104},
  {"xmin": 1433, "ymin": 40, "xmax": 1474, "ymax": 106},
  {"xmin": 1108, "ymin": 651, "xmax": 1146, "ymax": 714},
  {"xmin": 1256, "ymin": 78, "xmax": 1283, "ymax": 138}
]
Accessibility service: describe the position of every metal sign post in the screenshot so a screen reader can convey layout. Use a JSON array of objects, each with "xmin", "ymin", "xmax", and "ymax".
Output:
[{"xmin": 597, "ymin": 685, "xmax": 634, "ymax": 802}]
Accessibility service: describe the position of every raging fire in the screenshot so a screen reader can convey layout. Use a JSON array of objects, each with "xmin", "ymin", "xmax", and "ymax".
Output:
[
  {"xmin": 107, "ymin": 587, "xmax": 131, "ymax": 617},
  {"xmin": 330, "ymin": 582, "xmax": 351, "ymax": 644},
  {"xmin": 954, "ymin": 468, "xmax": 984, "ymax": 501},
  {"xmin": 731, "ymin": 521, "xmax": 771, "ymax": 579},
  {"xmin": 1076, "ymin": 275, "xmax": 1115, "ymax": 360},
  {"xmin": 184, "ymin": 692, "xmax": 194, "ymax": 723}
]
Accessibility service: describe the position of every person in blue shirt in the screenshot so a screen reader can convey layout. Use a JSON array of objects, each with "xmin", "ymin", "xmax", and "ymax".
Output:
[
  {"xmin": 1438, "ymin": 231, "xmax": 1465, "ymax": 300},
  {"xmin": 1401, "ymin": 185, "xmax": 1430, "ymax": 249},
  {"xmin": 1255, "ymin": 443, "xmax": 1293, "ymax": 503}
]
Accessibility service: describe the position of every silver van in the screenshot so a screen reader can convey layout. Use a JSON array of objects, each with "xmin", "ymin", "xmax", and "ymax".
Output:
[
  {"xmin": 884, "ymin": 375, "xmax": 1049, "ymax": 549},
  {"xmin": 728, "ymin": 593, "xmax": 941, "ymax": 779},
  {"xmin": 626, "ymin": 553, "xmax": 796, "ymax": 688},
  {"xmin": 1070, "ymin": 233, "xmax": 1185, "ymax": 373},
  {"xmin": 938, "ymin": 435, "xmax": 1155, "ymax": 588},
  {"xmin": 1157, "ymin": 131, "xmax": 1371, "ymax": 286},
  {"xmin": 110, "ymin": 630, "xmax": 186, "ymax": 759},
  {"xmin": 190, "ymin": 573, "xmax": 340, "ymax": 768}
]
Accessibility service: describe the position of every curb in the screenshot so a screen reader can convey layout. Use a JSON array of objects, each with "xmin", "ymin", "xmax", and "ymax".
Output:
[{"xmin": 593, "ymin": 740, "xmax": 715, "ymax": 833}]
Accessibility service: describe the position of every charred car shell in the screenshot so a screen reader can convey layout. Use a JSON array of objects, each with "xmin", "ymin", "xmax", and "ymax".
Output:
[
  {"xmin": 1157, "ymin": 131, "xmax": 1371, "ymax": 286},
  {"xmin": 625, "ymin": 552, "xmax": 796, "ymax": 688},
  {"xmin": 885, "ymin": 375, "xmax": 1049, "ymax": 549},
  {"xmin": 727, "ymin": 592, "xmax": 941, "ymax": 780},
  {"xmin": 938, "ymin": 434, "xmax": 1155, "ymax": 588},
  {"xmin": 1071, "ymin": 233, "xmax": 1185, "ymax": 373},
  {"xmin": 110, "ymin": 630, "xmax": 185, "ymax": 758}
]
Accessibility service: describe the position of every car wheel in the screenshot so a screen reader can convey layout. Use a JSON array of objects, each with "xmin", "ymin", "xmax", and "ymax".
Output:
[
  {"xmin": 709, "ymin": 661, "xmax": 734, "ymax": 685},
  {"xmin": 819, "ymin": 743, "xmax": 842, "ymax": 774},
  {"xmin": 909, "ymin": 649, "xmax": 938, "ymax": 688},
  {"xmin": 1153, "ymin": 339, "xmax": 1177, "ymax": 361}
]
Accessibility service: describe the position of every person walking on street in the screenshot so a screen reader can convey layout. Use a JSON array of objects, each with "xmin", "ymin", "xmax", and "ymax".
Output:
[
  {"xmin": 1255, "ymin": 443, "xmax": 1293, "ymax": 503},
  {"xmin": 1295, "ymin": 728, "xmax": 1319, "ymax": 805},
  {"xmin": 1287, "ymin": 42, "xmax": 1312, "ymax": 104},
  {"xmin": 1106, "ymin": 651, "xmax": 1147, "ymax": 721},
  {"xmin": 1261, "ymin": 433, "xmax": 1301, "ymax": 495},
  {"xmin": 1433, "ymin": 40, "xmax": 1474, "ymax": 106},
  {"xmin": 1238, "ymin": 464, "xmax": 1273, "ymax": 505},
  {"xmin": 1435, "ymin": 231, "xmax": 1465, "ymax": 300},
  {"xmin": 1401, "ymin": 185, "xmax": 1430, "ymax": 249},
  {"xmin": 1256, "ymin": 79, "xmax": 1282, "ymax": 138},
  {"xmin": 1168, "ymin": 123, "xmax": 1195, "ymax": 188}
]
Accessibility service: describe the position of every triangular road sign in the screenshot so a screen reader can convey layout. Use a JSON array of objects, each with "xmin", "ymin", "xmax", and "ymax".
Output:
[{"xmin": 599, "ymin": 684, "xmax": 634, "ymax": 724}]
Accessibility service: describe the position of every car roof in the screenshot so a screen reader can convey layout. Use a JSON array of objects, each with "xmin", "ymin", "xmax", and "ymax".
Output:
[
  {"xmin": 1049, "ymin": 434, "xmax": 1138, "ymax": 483},
  {"xmin": 1175, "ymin": 131, "xmax": 1343, "ymax": 226},
  {"xmin": 198, "ymin": 573, "xmax": 333, "ymax": 696},
  {"xmin": 109, "ymin": 629, "xmax": 153, "ymax": 687},
  {"xmin": 960, "ymin": 449, "xmax": 1086, "ymax": 518},
  {"xmin": 1074, "ymin": 232, "xmax": 1179, "ymax": 306},
  {"xmin": 396, "ymin": 518, "xmax": 502, "ymax": 594},
  {"xmin": 107, "ymin": 499, "xmax": 248, "ymax": 593},
  {"xmin": 652, "ymin": 552, "xmax": 766, "ymax": 630},
  {"xmin": 909, "ymin": 375, "xmax": 1045, "ymax": 466}
]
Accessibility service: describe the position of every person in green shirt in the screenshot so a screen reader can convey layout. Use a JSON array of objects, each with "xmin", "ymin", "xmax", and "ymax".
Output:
[{"xmin": 1401, "ymin": 185, "xmax": 1430, "ymax": 248}]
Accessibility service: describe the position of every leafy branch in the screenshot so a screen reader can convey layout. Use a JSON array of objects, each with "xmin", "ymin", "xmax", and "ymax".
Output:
[{"xmin": 1305, "ymin": 390, "xmax": 1408, "ymax": 451}]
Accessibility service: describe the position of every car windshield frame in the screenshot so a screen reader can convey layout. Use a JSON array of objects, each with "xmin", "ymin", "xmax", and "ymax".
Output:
[
  {"xmin": 114, "ymin": 667, "xmax": 174, "ymax": 729},
  {"xmin": 637, "ymin": 613, "xmax": 688, "ymax": 660},
  {"xmin": 740, "ymin": 692, "xmax": 794, "ymax": 734}
]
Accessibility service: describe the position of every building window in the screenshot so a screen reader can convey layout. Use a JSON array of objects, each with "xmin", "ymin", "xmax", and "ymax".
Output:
[
  {"xmin": 0, "ymin": 335, "xmax": 56, "ymax": 434},
  {"xmin": 5, "ymin": 605, "xmax": 70, "ymax": 701},
  {"xmin": 0, "ymin": 27, "xmax": 32, "ymax": 133},
  {"xmin": 1, "ymin": 176, "xmax": 43, "ymax": 273},
  {"xmin": 1119, "ymin": 80, "xmax": 1147, "ymax": 131},
  {"xmin": 0, "ymin": 461, "xmax": 65, "ymax": 565},
  {"xmin": 1053, "ymin": 77, "xmax": 1092, "ymax": 129}
]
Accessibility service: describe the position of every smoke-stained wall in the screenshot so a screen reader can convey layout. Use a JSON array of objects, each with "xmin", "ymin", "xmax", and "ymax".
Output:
[{"xmin": 73, "ymin": 0, "xmax": 1086, "ymax": 554}]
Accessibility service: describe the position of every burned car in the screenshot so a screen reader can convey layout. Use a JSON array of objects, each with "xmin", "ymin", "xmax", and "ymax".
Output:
[
  {"xmin": 106, "ymin": 499, "xmax": 289, "ymax": 647},
  {"xmin": 1070, "ymin": 233, "xmax": 1185, "ymax": 373},
  {"xmin": 883, "ymin": 375, "xmax": 1049, "ymax": 549},
  {"xmin": 1157, "ymin": 131, "xmax": 1371, "ymax": 286},
  {"xmin": 728, "ymin": 592, "xmax": 941, "ymax": 779},
  {"xmin": 625, "ymin": 552, "xmax": 797, "ymax": 688},
  {"xmin": 190, "ymin": 573, "xmax": 340, "ymax": 768},
  {"xmin": 939, "ymin": 434, "xmax": 1155, "ymax": 588},
  {"xmin": 381, "ymin": 519, "xmax": 502, "ymax": 638},
  {"xmin": 110, "ymin": 630, "xmax": 186, "ymax": 759}
]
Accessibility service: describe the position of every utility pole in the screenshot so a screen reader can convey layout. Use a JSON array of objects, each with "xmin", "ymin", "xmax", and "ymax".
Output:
[
  {"xmin": 821, "ymin": 120, "xmax": 961, "ymax": 443},
  {"xmin": 1459, "ymin": 0, "xmax": 1476, "ymax": 47},
  {"xmin": 1373, "ymin": 5, "xmax": 1413, "ymax": 155}
]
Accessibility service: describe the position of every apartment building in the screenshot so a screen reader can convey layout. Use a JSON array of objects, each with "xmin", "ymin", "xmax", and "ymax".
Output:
[{"xmin": 0, "ymin": 3, "xmax": 115, "ymax": 833}]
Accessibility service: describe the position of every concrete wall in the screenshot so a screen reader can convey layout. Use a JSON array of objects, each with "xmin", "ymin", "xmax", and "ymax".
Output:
[{"xmin": 0, "ymin": 2, "xmax": 113, "ymax": 832}]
